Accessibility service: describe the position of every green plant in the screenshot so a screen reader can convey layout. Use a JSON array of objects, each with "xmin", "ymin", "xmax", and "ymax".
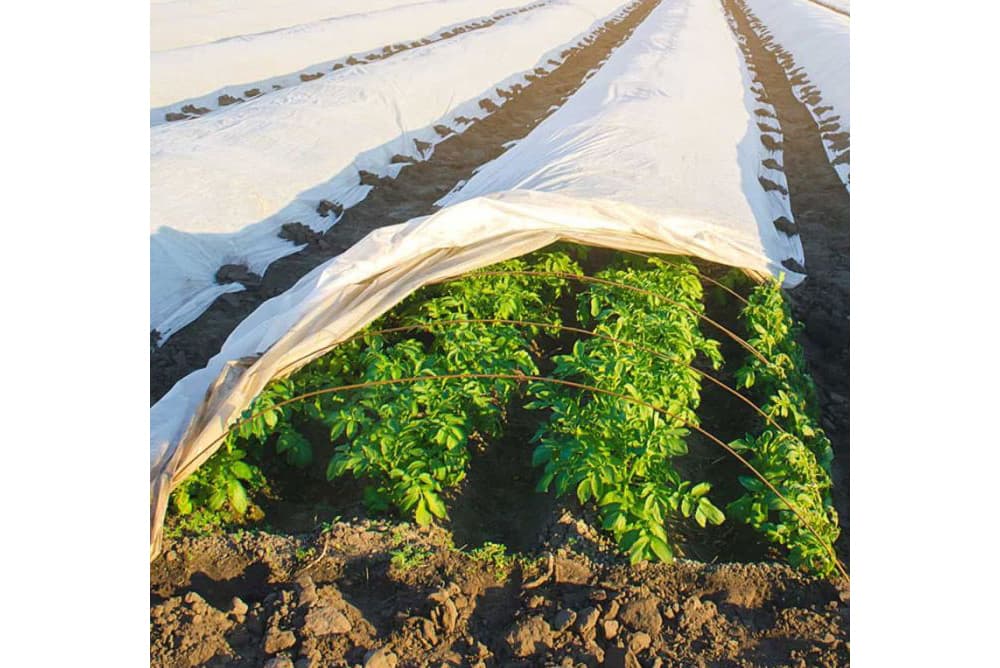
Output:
[
  {"xmin": 166, "ymin": 250, "xmax": 842, "ymax": 578},
  {"xmin": 323, "ymin": 252, "xmax": 579, "ymax": 525},
  {"xmin": 195, "ymin": 251, "xmax": 579, "ymax": 531},
  {"xmin": 727, "ymin": 279, "xmax": 840, "ymax": 576},
  {"xmin": 389, "ymin": 543, "xmax": 433, "ymax": 571},
  {"xmin": 527, "ymin": 257, "xmax": 726, "ymax": 564},
  {"xmin": 168, "ymin": 440, "xmax": 267, "ymax": 534},
  {"xmin": 468, "ymin": 541, "xmax": 516, "ymax": 577}
]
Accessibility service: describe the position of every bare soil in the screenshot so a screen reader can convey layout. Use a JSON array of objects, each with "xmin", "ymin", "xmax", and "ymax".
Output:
[{"xmin": 152, "ymin": 509, "xmax": 848, "ymax": 668}]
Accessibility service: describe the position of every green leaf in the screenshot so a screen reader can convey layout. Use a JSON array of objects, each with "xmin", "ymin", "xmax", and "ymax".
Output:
[
  {"xmin": 697, "ymin": 498, "xmax": 725, "ymax": 525},
  {"xmin": 664, "ymin": 436, "xmax": 688, "ymax": 457},
  {"xmin": 208, "ymin": 487, "xmax": 226, "ymax": 511},
  {"xmin": 327, "ymin": 456, "xmax": 348, "ymax": 480},
  {"xmin": 691, "ymin": 482, "xmax": 711, "ymax": 498},
  {"xmin": 648, "ymin": 535, "xmax": 673, "ymax": 563},
  {"xmin": 537, "ymin": 470, "xmax": 555, "ymax": 493},
  {"xmin": 620, "ymin": 529, "xmax": 642, "ymax": 551},
  {"xmin": 531, "ymin": 446, "xmax": 552, "ymax": 467},
  {"xmin": 229, "ymin": 461, "xmax": 254, "ymax": 481},
  {"xmin": 399, "ymin": 485, "xmax": 421, "ymax": 510},
  {"xmin": 277, "ymin": 429, "xmax": 312, "ymax": 468},
  {"xmin": 627, "ymin": 536, "xmax": 650, "ymax": 564},
  {"xmin": 173, "ymin": 489, "xmax": 192, "ymax": 515},
  {"xmin": 414, "ymin": 498, "xmax": 432, "ymax": 527},
  {"xmin": 694, "ymin": 506, "xmax": 707, "ymax": 528},
  {"xmin": 737, "ymin": 475, "xmax": 764, "ymax": 492},
  {"xmin": 227, "ymin": 479, "xmax": 249, "ymax": 515},
  {"xmin": 425, "ymin": 491, "xmax": 448, "ymax": 519}
]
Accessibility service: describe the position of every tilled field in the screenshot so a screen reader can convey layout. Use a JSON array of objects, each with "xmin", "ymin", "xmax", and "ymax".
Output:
[
  {"xmin": 150, "ymin": 0, "xmax": 850, "ymax": 664},
  {"xmin": 152, "ymin": 509, "xmax": 848, "ymax": 667}
]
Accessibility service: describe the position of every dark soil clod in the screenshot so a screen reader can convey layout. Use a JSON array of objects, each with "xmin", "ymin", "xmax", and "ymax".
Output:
[
  {"xmin": 278, "ymin": 222, "xmax": 321, "ymax": 246},
  {"xmin": 760, "ymin": 134, "xmax": 784, "ymax": 151},
  {"xmin": 357, "ymin": 170, "xmax": 383, "ymax": 187},
  {"xmin": 781, "ymin": 257, "xmax": 807, "ymax": 274},
  {"xmin": 316, "ymin": 199, "xmax": 344, "ymax": 218},
  {"xmin": 390, "ymin": 154, "xmax": 417, "ymax": 165},
  {"xmin": 759, "ymin": 176, "xmax": 789, "ymax": 195},
  {"xmin": 772, "ymin": 216, "xmax": 799, "ymax": 236},
  {"xmin": 215, "ymin": 263, "xmax": 262, "ymax": 288}
]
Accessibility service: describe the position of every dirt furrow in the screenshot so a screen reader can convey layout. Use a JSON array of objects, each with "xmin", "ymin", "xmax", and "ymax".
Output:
[
  {"xmin": 157, "ymin": 2, "xmax": 547, "ymax": 124},
  {"xmin": 150, "ymin": 508, "xmax": 849, "ymax": 667},
  {"xmin": 741, "ymin": 2, "xmax": 850, "ymax": 190},
  {"xmin": 151, "ymin": 0, "xmax": 660, "ymax": 404},
  {"xmin": 723, "ymin": 0, "xmax": 850, "ymax": 564}
]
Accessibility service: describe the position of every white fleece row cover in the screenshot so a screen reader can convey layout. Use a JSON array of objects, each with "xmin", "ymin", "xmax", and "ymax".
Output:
[
  {"xmin": 150, "ymin": 0, "xmax": 632, "ymax": 341},
  {"xmin": 745, "ymin": 0, "xmax": 850, "ymax": 189},
  {"xmin": 438, "ymin": 0, "xmax": 802, "ymax": 272},
  {"xmin": 152, "ymin": 0, "xmax": 428, "ymax": 52},
  {"xmin": 151, "ymin": 0, "xmax": 539, "ymax": 111},
  {"xmin": 150, "ymin": 0, "xmax": 805, "ymax": 556}
]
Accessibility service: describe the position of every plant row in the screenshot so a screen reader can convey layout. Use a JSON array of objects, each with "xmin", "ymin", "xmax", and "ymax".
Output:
[{"xmin": 168, "ymin": 248, "xmax": 841, "ymax": 576}]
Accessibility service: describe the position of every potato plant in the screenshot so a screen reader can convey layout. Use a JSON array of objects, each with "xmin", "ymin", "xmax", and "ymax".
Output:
[
  {"xmin": 171, "ymin": 252, "xmax": 578, "ymax": 528},
  {"xmin": 167, "ymin": 250, "xmax": 843, "ymax": 578},
  {"xmin": 726, "ymin": 279, "xmax": 841, "ymax": 576},
  {"xmin": 167, "ymin": 440, "xmax": 268, "ymax": 536},
  {"xmin": 525, "ymin": 257, "xmax": 726, "ymax": 563},
  {"xmin": 323, "ymin": 251, "xmax": 579, "ymax": 523}
]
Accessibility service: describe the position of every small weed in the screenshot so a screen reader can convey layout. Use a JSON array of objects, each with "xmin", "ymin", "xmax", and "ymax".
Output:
[
  {"xmin": 318, "ymin": 517, "xmax": 340, "ymax": 534},
  {"xmin": 389, "ymin": 543, "xmax": 432, "ymax": 571},
  {"xmin": 389, "ymin": 524, "xmax": 412, "ymax": 546},
  {"xmin": 469, "ymin": 541, "xmax": 517, "ymax": 578}
]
